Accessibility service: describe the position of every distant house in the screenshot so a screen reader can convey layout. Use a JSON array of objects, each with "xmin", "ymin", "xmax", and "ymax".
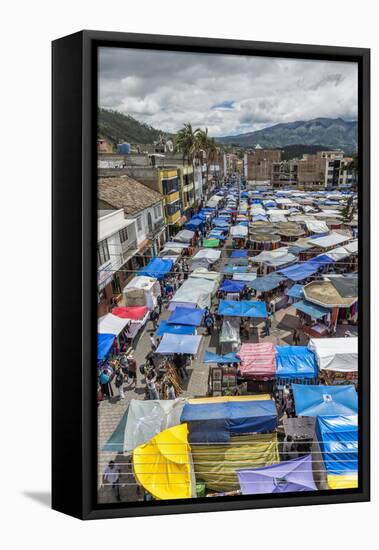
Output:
[
  {"xmin": 98, "ymin": 175, "xmax": 166, "ymax": 265},
  {"xmin": 97, "ymin": 137, "xmax": 113, "ymax": 153}
]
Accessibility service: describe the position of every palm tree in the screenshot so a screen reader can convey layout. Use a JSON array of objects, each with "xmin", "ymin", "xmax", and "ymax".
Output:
[{"xmin": 175, "ymin": 123, "xmax": 199, "ymax": 165}]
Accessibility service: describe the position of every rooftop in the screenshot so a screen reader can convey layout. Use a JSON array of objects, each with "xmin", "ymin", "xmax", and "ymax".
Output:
[{"xmin": 98, "ymin": 175, "xmax": 162, "ymax": 216}]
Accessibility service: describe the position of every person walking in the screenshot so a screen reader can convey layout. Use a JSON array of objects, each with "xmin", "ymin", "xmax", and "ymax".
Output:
[
  {"xmin": 293, "ymin": 328, "xmax": 300, "ymax": 346},
  {"xmin": 114, "ymin": 367, "xmax": 125, "ymax": 400},
  {"xmin": 102, "ymin": 460, "xmax": 121, "ymax": 502},
  {"xmin": 127, "ymin": 354, "xmax": 137, "ymax": 389},
  {"xmin": 166, "ymin": 381, "xmax": 176, "ymax": 400},
  {"xmin": 149, "ymin": 332, "xmax": 157, "ymax": 351},
  {"xmin": 146, "ymin": 372, "xmax": 159, "ymax": 400},
  {"xmin": 157, "ymin": 294, "xmax": 163, "ymax": 315}
]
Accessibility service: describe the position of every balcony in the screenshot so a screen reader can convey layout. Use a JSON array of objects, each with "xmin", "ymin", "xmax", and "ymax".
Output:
[
  {"xmin": 166, "ymin": 210, "xmax": 181, "ymax": 225},
  {"xmin": 165, "ymin": 191, "xmax": 180, "ymax": 204}
]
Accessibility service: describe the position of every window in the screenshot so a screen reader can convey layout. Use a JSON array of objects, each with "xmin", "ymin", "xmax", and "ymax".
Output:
[
  {"xmin": 154, "ymin": 204, "xmax": 161, "ymax": 219},
  {"xmin": 137, "ymin": 216, "xmax": 143, "ymax": 231},
  {"xmin": 119, "ymin": 227, "xmax": 129, "ymax": 243},
  {"xmin": 97, "ymin": 239, "xmax": 110, "ymax": 267}
]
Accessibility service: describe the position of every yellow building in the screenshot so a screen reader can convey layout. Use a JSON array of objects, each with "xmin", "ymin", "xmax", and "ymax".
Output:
[{"xmin": 157, "ymin": 167, "xmax": 183, "ymax": 227}]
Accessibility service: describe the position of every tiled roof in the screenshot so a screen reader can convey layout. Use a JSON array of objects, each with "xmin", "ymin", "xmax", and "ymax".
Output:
[{"xmin": 98, "ymin": 175, "xmax": 162, "ymax": 215}]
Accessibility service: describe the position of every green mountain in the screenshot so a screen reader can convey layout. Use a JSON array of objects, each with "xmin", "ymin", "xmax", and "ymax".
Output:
[
  {"xmin": 98, "ymin": 108, "xmax": 167, "ymax": 146},
  {"xmin": 217, "ymin": 118, "xmax": 358, "ymax": 154}
]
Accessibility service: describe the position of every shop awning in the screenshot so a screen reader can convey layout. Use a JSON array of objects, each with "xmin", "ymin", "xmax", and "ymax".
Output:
[
  {"xmin": 292, "ymin": 384, "xmax": 358, "ymax": 416},
  {"xmin": 308, "ymin": 337, "xmax": 358, "ymax": 372},
  {"xmin": 133, "ymin": 424, "xmax": 193, "ymax": 500},
  {"xmin": 237, "ymin": 342, "xmax": 276, "ymax": 380},
  {"xmin": 238, "ymin": 454, "xmax": 317, "ymax": 495},
  {"xmin": 203, "ymin": 351, "xmax": 241, "ymax": 364},
  {"xmin": 276, "ymin": 346, "xmax": 318, "ymax": 379},
  {"xmin": 218, "ymin": 299, "xmax": 268, "ymax": 318},
  {"xmin": 167, "ymin": 306, "xmax": 205, "ymax": 326},
  {"xmin": 156, "ymin": 333, "xmax": 202, "ymax": 355},
  {"xmin": 156, "ymin": 321, "xmax": 196, "ymax": 337},
  {"xmin": 294, "ymin": 299, "xmax": 330, "ymax": 319},
  {"xmin": 112, "ymin": 306, "xmax": 148, "ymax": 320},
  {"xmin": 219, "ymin": 279, "xmax": 246, "ymax": 293},
  {"xmin": 249, "ymin": 272, "xmax": 286, "ymax": 292},
  {"xmin": 139, "ymin": 257, "xmax": 173, "ymax": 279},
  {"xmin": 97, "ymin": 333, "xmax": 115, "ymax": 361}
]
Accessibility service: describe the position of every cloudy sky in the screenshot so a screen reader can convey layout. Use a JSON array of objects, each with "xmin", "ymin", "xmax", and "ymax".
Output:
[{"xmin": 98, "ymin": 47, "xmax": 358, "ymax": 137}]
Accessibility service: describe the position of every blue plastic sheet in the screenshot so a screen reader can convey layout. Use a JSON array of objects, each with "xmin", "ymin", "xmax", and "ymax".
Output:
[
  {"xmin": 98, "ymin": 333, "xmax": 115, "ymax": 361},
  {"xmin": 250, "ymin": 272, "xmax": 286, "ymax": 292},
  {"xmin": 316, "ymin": 415, "xmax": 358, "ymax": 475},
  {"xmin": 230, "ymin": 250, "xmax": 248, "ymax": 258},
  {"xmin": 286, "ymin": 284, "xmax": 304, "ymax": 299},
  {"xmin": 294, "ymin": 300, "xmax": 330, "ymax": 319},
  {"xmin": 279, "ymin": 255, "xmax": 334, "ymax": 281},
  {"xmin": 167, "ymin": 307, "xmax": 204, "ymax": 326},
  {"xmin": 156, "ymin": 321, "xmax": 196, "ymax": 336},
  {"xmin": 292, "ymin": 384, "xmax": 358, "ymax": 416},
  {"xmin": 181, "ymin": 399, "xmax": 277, "ymax": 435},
  {"xmin": 203, "ymin": 351, "xmax": 241, "ymax": 364},
  {"xmin": 276, "ymin": 346, "xmax": 318, "ymax": 379},
  {"xmin": 219, "ymin": 279, "xmax": 246, "ymax": 293},
  {"xmin": 218, "ymin": 299, "xmax": 268, "ymax": 318},
  {"xmin": 185, "ymin": 218, "xmax": 203, "ymax": 231},
  {"xmin": 155, "ymin": 333, "xmax": 202, "ymax": 355},
  {"xmin": 139, "ymin": 257, "xmax": 173, "ymax": 279}
]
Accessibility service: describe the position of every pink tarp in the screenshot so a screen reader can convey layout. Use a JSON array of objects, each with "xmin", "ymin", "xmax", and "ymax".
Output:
[
  {"xmin": 112, "ymin": 306, "xmax": 148, "ymax": 320},
  {"xmin": 237, "ymin": 343, "xmax": 277, "ymax": 381}
]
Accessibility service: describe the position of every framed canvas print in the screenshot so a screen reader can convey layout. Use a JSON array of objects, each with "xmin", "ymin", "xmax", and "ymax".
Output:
[{"xmin": 52, "ymin": 30, "xmax": 370, "ymax": 520}]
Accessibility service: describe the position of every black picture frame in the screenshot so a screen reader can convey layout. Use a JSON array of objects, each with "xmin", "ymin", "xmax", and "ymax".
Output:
[{"xmin": 52, "ymin": 30, "xmax": 370, "ymax": 520}]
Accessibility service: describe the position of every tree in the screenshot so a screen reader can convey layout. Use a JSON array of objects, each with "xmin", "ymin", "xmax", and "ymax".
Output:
[
  {"xmin": 175, "ymin": 123, "xmax": 199, "ymax": 165},
  {"xmin": 341, "ymin": 195, "xmax": 355, "ymax": 223}
]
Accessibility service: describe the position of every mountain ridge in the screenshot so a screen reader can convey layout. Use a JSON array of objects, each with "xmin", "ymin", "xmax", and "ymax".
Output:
[{"xmin": 216, "ymin": 117, "xmax": 358, "ymax": 153}]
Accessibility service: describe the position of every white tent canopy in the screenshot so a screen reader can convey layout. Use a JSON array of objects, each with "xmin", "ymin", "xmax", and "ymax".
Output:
[
  {"xmin": 308, "ymin": 337, "xmax": 358, "ymax": 372},
  {"xmin": 345, "ymin": 239, "xmax": 358, "ymax": 254},
  {"xmin": 192, "ymin": 248, "xmax": 221, "ymax": 262},
  {"xmin": 123, "ymin": 275, "xmax": 161, "ymax": 309},
  {"xmin": 98, "ymin": 313, "xmax": 130, "ymax": 336},
  {"xmin": 230, "ymin": 225, "xmax": 248, "ymax": 238},
  {"xmin": 312, "ymin": 232, "xmax": 351, "ymax": 249},
  {"xmin": 325, "ymin": 246, "xmax": 351, "ymax": 262},
  {"xmin": 173, "ymin": 229, "xmax": 195, "ymax": 243},
  {"xmin": 305, "ymin": 220, "xmax": 329, "ymax": 234},
  {"xmin": 123, "ymin": 398, "xmax": 186, "ymax": 452},
  {"xmin": 171, "ymin": 276, "xmax": 218, "ymax": 308}
]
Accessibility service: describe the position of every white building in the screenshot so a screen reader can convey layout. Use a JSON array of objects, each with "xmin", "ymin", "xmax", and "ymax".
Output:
[{"xmin": 97, "ymin": 209, "xmax": 138, "ymax": 315}]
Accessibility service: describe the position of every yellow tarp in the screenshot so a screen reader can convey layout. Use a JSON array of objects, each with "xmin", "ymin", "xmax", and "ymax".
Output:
[
  {"xmin": 188, "ymin": 394, "xmax": 271, "ymax": 404},
  {"xmin": 133, "ymin": 423, "xmax": 193, "ymax": 500},
  {"xmin": 191, "ymin": 433, "xmax": 279, "ymax": 492},
  {"xmin": 327, "ymin": 474, "xmax": 358, "ymax": 490}
]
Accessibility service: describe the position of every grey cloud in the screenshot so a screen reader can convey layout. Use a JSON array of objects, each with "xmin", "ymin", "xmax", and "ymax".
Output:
[{"xmin": 98, "ymin": 47, "xmax": 358, "ymax": 136}]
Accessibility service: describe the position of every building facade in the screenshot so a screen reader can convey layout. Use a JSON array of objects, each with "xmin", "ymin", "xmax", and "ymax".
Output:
[
  {"xmin": 97, "ymin": 209, "xmax": 138, "ymax": 317},
  {"xmin": 245, "ymin": 146, "xmax": 282, "ymax": 182}
]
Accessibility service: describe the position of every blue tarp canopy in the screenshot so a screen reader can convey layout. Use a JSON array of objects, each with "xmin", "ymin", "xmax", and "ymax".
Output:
[
  {"xmin": 294, "ymin": 299, "xmax": 330, "ymax": 319},
  {"xmin": 98, "ymin": 333, "xmax": 115, "ymax": 361},
  {"xmin": 203, "ymin": 351, "xmax": 241, "ymax": 364},
  {"xmin": 279, "ymin": 255, "xmax": 334, "ymax": 281},
  {"xmin": 292, "ymin": 384, "xmax": 358, "ymax": 416},
  {"xmin": 213, "ymin": 219, "xmax": 230, "ymax": 229},
  {"xmin": 276, "ymin": 346, "xmax": 318, "ymax": 379},
  {"xmin": 218, "ymin": 299, "xmax": 268, "ymax": 318},
  {"xmin": 155, "ymin": 333, "xmax": 202, "ymax": 355},
  {"xmin": 219, "ymin": 279, "xmax": 246, "ymax": 293},
  {"xmin": 181, "ymin": 399, "xmax": 277, "ymax": 442},
  {"xmin": 156, "ymin": 321, "xmax": 196, "ymax": 336},
  {"xmin": 316, "ymin": 415, "xmax": 358, "ymax": 475},
  {"xmin": 139, "ymin": 257, "xmax": 173, "ymax": 279},
  {"xmin": 167, "ymin": 306, "xmax": 204, "ymax": 326},
  {"xmin": 224, "ymin": 265, "xmax": 249, "ymax": 274},
  {"xmin": 185, "ymin": 218, "xmax": 203, "ymax": 231},
  {"xmin": 286, "ymin": 284, "xmax": 304, "ymax": 299},
  {"xmin": 250, "ymin": 272, "xmax": 286, "ymax": 292},
  {"xmin": 231, "ymin": 250, "xmax": 248, "ymax": 258}
]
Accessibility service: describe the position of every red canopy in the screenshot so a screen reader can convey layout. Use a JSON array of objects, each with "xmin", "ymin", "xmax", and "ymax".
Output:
[
  {"xmin": 112, "ymin": 306, "xmax": 148, "ymax": 320},
  {"xmin": 237, "ymin": 343, "xmax": 276, "ymax": 381}
]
